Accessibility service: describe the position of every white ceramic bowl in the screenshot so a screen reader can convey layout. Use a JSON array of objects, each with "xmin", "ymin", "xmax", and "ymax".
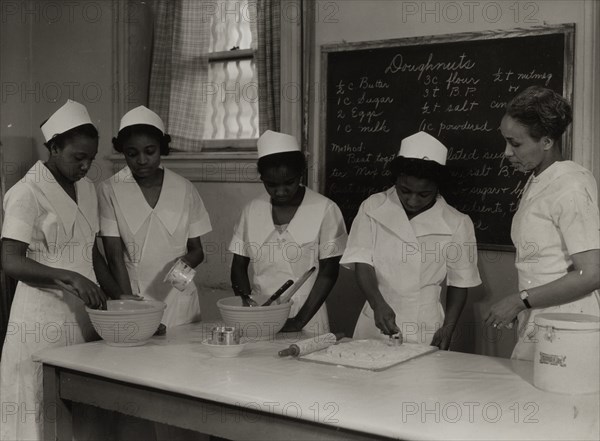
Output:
[
  {"xmin": 216, "ymin": 295, "xmax": 293, "ymax": 341},
  {"xmin": 202, "ymin": 339, "xmax": 246, "ymax": 357},
  {"xmin": 86, "ymin": 300, "xmax": 166, "ymax": 347}
]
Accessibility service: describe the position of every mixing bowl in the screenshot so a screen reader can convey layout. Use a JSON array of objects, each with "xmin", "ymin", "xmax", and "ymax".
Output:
[
  {"xmin": 86, "ymin": 300, "xmax": 166, "ymax": 347},
  {"xmin": 216, "ymin": 295, "xmax": 293, "ymax": 341}
]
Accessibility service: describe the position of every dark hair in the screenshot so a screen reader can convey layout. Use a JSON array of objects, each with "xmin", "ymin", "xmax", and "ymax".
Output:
[
  {"xmin": 257, "ymin": 151, "xmax": 306, "ymax": 176},
  {"xmin": 42, "ymin": 123, "xmax": 98, "ymax": 151},
  {"xmin": 387, "ymin": 156, "xmax": 447, "ymax": 187},
  {"xmin": 112, "ymin": 124, "xmax": 171, "ymax": 156},
  {"xmin": 505, "ymin": 86, "xmax": 572, "ymax": 141}
]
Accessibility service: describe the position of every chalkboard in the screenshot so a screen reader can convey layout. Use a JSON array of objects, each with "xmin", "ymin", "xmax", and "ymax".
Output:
[{"xmin": 320, "ymin": 25, "xmax": 574, "ymax": 251}]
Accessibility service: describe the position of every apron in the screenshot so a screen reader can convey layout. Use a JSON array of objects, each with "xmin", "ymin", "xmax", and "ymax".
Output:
[
  {"xmin": 1, "ymin": 162, "xmax": 99, "ymax": 441},
  {"xmin": 352, "ymin": 189, "xmax": 458, "ymax": 344},
  {"xmin": 510, "ymin": 162, "xmax": 600, "ymax": 361},
  {"xmin": 109, "ymin": 167, "xmax": 202, "ymax": 328},
  {"xmin": 243, "ymin": 188, "xmax": 332, "ymax": 336}
]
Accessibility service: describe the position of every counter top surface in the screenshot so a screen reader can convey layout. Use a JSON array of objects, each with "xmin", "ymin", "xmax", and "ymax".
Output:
[{"xmin": 36, "ymin": 323, "xmax": 600, "ymax": 441}]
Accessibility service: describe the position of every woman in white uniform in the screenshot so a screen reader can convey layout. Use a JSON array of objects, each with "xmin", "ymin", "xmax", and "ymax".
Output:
[
  {"xmin": 341, "ymin": 132, "xmax": 481, "ymax": 348},
  {"xmin": 0, "ymin": 100, "xmax": 118, "ymax": 441},
  {"xmin": 229, "ymin": 130, "xmax": 347, "ymax": 336},
  {"xmin": 486, "ymin": 86, "xmax": 600, "ymax": 361},
  {"xmin": 99, "ymin": 106, "xmax": 212, "ymax": 328}
]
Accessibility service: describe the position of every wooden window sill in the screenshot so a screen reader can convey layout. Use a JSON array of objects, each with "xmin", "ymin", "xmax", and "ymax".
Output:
[{"xmin": 107, "ymin": 151, "xmax": 260, "ymax": 183}]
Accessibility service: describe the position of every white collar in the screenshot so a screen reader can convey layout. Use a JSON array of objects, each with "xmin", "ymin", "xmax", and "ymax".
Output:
[
  {"xmin": 110, "ymin": 166, "xmax": 185, "ymax": 235},
  {"xmin": 522, "ymin": 161, "xmax": 580, "ymax": 202},
  {"xmin": 367, "ymin": 187, "xmax": 452, "ymax": 241},
  {"xmin": 252, "ymin": 186, "xmax": 329, "ymax": 246},
  {"xmin": 25, "ymin": 161, "xmax": 96, "ymax": 234}
]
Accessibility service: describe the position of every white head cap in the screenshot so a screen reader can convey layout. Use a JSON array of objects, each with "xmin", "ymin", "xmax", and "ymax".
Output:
[
  {"xmin": 398, "ymin": 131, "xmax": 447, "ymax": 165},
  {"xmin": 119, "ymin": 106, "xmax": 165, "ymax": 134},
  {"xmin": 257, "ymin": 130, "xmax": 300, "ymax": 158},
  {"xmin": 41, "ymin": 100, "xmax": 94, "ymax": 142}
]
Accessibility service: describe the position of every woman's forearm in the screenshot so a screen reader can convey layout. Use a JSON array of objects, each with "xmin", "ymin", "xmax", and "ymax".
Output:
[
  {"xmin": 526, "ymin": 250, "xmax": 599, "ymax": 309},
  {"xmin": 92, "ymin": 241, "xmax": 123, "ymax": 299},
  {"xmin": 293, "ymin": 257, "xmax": 340, "ymax": 326},
  {"xmin": 1, "ymin": 239, "xmax": 73, "ymax": 288},
  {"xmin": 355, "ymin": 262, "xmax": 387, "ymax": 310},
  {"xmin": 443, "ymin": 286, "xmax": 467, "ymax": 326}
]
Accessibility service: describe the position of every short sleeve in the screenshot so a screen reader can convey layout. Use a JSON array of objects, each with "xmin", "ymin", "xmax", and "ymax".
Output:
[
  {"xmin": 188, "ymin": 185, "xmax": 212, "ymax": 238},
  {"xmin": 97, "ymin": 182, "xmax": 120, "ymax": 237},
  {"xmin": 1, "ymin": 184, "xmax": 38, "ymax": 244},
  {"xmin": 339, "ymin": 200, "xmax": 374, "ymax": 270},
  {"xmin": 552, "ymin": 188, "xmax": 600, "ymax": 255},
  {"xmin": 228, "ymin": 205, "xmax": 250, "ymax": 257},
  {"xmin": 318, "ymin": 202, "xmax": 348, "ymax": 259},
  {"xmin": 446, "ymin": 215, "xmax": 481, "ymax": 288}
]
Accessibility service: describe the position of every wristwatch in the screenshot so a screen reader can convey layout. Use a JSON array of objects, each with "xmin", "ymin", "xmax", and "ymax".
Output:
[{"xmin": 519, "ymin": 290, "xmax": 532, "ymax": 309}]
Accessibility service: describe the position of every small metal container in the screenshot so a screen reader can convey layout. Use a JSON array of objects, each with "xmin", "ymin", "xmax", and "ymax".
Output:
[{"xmin": 211, "ymin": 326, "xmax": 240, "ymax": 345}]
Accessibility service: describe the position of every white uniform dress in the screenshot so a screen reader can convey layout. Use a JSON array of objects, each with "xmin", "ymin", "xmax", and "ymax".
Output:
[
  {"xmin": 228, "ymin": 187, "xmax": 347, "ymax": 336},
  {"xmin": 98, "ymin": 166, "xmax": 212, "ymax": 328},
  {"xmin": 511, "ymin": 161, "xmax": 600, "ymax": 361},
  {"xmin": 341, "ymin": 187, "xmax": 482, "ymax": 344},
  {"xmin": 0, "ymin": 161, "xmax": 99, "ymax": 441}
]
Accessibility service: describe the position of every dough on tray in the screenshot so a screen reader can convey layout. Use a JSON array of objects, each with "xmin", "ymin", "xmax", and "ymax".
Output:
[{"xmin": 326, "ymin": 339, "xmax": 422, "ymax": 362}]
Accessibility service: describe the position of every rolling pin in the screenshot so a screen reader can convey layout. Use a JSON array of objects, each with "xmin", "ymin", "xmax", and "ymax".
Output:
[{"xmin": 278, "ymin": 332, "xmax": 345, "ymax": 357}]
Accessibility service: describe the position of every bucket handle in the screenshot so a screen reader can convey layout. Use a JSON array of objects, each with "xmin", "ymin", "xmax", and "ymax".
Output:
[{"xmin": 544, "ymin": 326, "xmax": 555, "ymax": 342}]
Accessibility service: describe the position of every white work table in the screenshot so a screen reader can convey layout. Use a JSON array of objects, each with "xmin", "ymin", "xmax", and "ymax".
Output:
[{"xmin": 36, "ymin": 322, "xmax": 599, "ymax": 441}]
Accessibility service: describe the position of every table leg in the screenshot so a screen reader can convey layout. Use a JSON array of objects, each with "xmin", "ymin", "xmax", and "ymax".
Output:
[{"xmin": 43, "ymin": 365, "xmax": 73, "ymax": 441}]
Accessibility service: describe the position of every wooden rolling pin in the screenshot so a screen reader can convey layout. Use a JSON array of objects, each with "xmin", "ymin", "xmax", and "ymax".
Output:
[{"xmin": 278, "ymin": 332, "xmax": 345, "ymax": 357}]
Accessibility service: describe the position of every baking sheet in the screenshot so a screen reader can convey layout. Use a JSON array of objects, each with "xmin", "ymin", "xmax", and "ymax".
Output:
[{"xmin": 300, "ymin": 340, "xmax": 438, "ymax": 371}]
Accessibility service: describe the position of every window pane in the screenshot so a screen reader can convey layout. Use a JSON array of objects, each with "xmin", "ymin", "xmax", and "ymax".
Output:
[
  {"xmin": 208, "ymin": 0, "xmax": 256, "ymax": 52},
  {"xmin": 203, "ymin": 58, "xmax": 259, "ymax": 140}
]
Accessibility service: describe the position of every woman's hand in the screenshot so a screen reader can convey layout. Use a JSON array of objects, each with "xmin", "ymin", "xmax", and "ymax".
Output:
[
  {"xmin": 373, "ymin": 301, "xmax": 400, "ymax": 336},
  {"xmin": 118, "ymin": 294, "xmax": 144, "ymax": 301},
  {"xmin": 485, "ymin": 293, "xmax": 524, "ymax": 329},
  {"xmin": 57, "ymin": 272, "xmax": 107, "ymax": 310},
  {"xmin": 431, "ymin": 324, "xmax": 456, "ymax": 350}
]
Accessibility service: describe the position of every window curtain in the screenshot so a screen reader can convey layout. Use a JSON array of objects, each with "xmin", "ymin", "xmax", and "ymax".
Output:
[
  {"xmin": 149, "ymin": 0, "xmax": 209, "ymax": 151},
  {"xmin": 255, "ymin": 0, "xmax": 281, "ymax": 133}
]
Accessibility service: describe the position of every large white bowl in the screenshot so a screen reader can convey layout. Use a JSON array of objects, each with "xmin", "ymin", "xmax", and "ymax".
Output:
[
  {"xmin": 216, "ymin": 295, "xmax": 293, "ymax": 341},
  {"xmin": 86, "ymin": 300, "xmax": 166, "ymax": 347}
]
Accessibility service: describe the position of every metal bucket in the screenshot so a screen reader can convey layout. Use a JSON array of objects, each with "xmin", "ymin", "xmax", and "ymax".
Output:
[{"xmin": 533, "ymin": 313, "xmax": 600, "ymax": 394}]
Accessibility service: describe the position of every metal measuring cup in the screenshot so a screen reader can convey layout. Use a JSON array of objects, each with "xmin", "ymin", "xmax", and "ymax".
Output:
[{"xmin": 211, "ymin": 326, "xmax": 241, "ymax": 345}]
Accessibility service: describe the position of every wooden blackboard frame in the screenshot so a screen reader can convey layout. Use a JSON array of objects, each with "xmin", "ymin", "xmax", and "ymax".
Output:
[{"xmin": 318, "ymin": 24, "xmax": 575, "ymax": 252}]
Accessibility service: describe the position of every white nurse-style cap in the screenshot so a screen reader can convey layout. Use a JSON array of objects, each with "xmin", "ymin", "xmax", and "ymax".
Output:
[
  {"xmin": 257, "ymin": 130, "xmax": 300, "ymax": 158},
  {"xmin": 119, "ymin": 105, "xmax": 165, "ymax": 134},
  {"xmin": 398, "ymin": 131, "xmax": 447, "ymax": 165},
  {"xmin": 41, "ymin": 100, "xmax": 94, "ymax": 142}
]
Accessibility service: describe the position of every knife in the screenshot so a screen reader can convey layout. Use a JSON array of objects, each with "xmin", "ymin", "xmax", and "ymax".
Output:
[
  {"xmin": 261, "ymin": 279, "xmax": 294, "ymax": 306},
  {"xmin": 278, "ymin": 266, "xmax": 317, "ymax": 304}
]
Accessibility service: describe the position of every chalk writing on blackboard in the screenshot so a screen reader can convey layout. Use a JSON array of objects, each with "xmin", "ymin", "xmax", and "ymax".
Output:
[{"xmin": 320, "ymin": 25, "xmax": 574, "ymax": 250}]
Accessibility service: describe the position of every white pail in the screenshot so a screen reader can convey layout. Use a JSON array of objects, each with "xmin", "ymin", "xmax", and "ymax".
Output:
[{"xmin": 533, "ymin": 313, "xmax": 600, "ymax": 394}]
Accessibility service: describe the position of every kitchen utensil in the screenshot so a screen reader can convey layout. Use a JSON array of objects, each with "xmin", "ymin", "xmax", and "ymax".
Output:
[
  {"xmin": 86, "ymin": 300, "xmax": 166, "ymax": 347},
  {"xmin": 202, "ymin": 339, "xmax": 246, "ymax": 357},
  {"xmin": 217, "ymin": 295, "xmax": 293, "ymax": 341},
  {"xmin": 164, "ymin": 259, "xmax": 196, "ymax": 291},
  {"xmin": 388, "ymin": 332, "xmax": 402, "ymax": 346},
  {"xmin": 279, "ymin": 332, "xmax": 344, "ymax": 357},
  {"xmin": 232, "ymin": 284, "xmax": 258, "ymax": 307},
  {"xmin": 300, "ymin": 340, "xmax": 437, "ymax": 371},
  {"xmin": 278, "ymin": 266, "xmax": 317, "ymax": 304},
  {"xmin": 211, "ymin": 326, "xmax": 241, "ymax": 345},
  {"xmin": 533, "ymin": 313, "xmax": 599, "ymax": 394},
  {"xmin": 261, "ymin": 279, "xmax": 294, "ymax": 306}
]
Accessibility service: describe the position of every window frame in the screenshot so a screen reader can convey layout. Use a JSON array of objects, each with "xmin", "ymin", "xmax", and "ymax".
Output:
[{"xmin": 111, "ymin": 0, "xmax": 302, "ymax": 183}]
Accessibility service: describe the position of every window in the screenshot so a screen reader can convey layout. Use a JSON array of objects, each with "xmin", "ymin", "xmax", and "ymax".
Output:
[{"xmin": 204, "ymin": 0, "xmax": 259, "ymax": 144}]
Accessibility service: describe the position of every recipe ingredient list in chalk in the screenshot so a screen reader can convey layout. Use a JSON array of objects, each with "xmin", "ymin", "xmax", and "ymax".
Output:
[{"xmin": 322, "ymin": 26, "xmax": 573, "ymax": 249}]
